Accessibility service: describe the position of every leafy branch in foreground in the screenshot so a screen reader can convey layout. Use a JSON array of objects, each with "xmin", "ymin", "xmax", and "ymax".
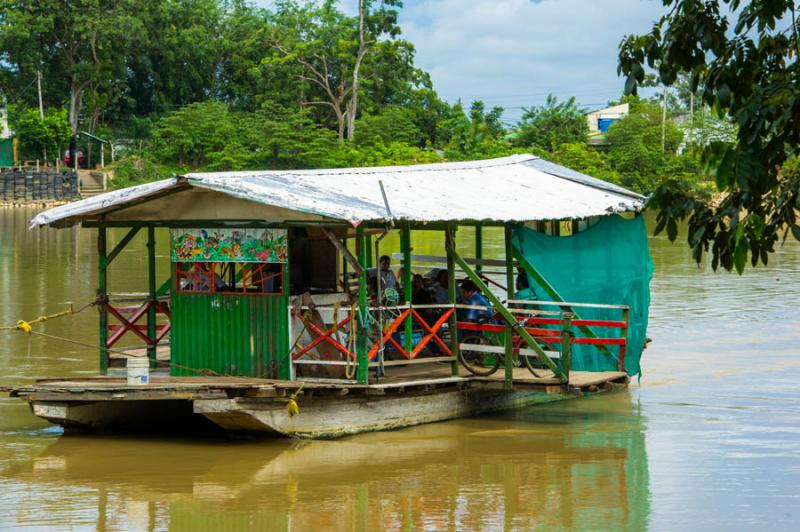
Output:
[{"xmin": 619, "ymin": 0, "xmax": 800, "ymax": 273}]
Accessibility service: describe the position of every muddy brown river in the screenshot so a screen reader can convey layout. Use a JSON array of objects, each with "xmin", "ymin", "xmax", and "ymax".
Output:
[{"xmin": 1, "ymin": 207, "xmax": 798, "ymax": 530}]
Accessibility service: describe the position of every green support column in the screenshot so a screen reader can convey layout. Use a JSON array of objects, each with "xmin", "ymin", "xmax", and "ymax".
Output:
[
  {"xmin": 280, "ymin": 233, "xmax": 292, "ymax": 380},
  {"xmin": 503, "ymin": 224, "xmax": 515, "ymax": 389},
  {"xmin": 146, "ymin": 226, "xmax": 157, "ymax": 368},
  {"xmin": 97, "ymin": 225, "xmax": 108, "ymax": 374},
  {"xmin": 475, "ymin": 224, "xmax": 483, "ymax": 274},
  {"xmin": 356, "ymin": 225, "xmax": 369, "ymax": 384},
  {"xmin": 364, "ymin": 234, "xmax": 373, "ymax": 268},
  {"xmin": 446, "ymin": 226, "xmax": 459, "ymax": 376},
  {"xmin": 401, "ymin": 224, "xmax": 413, "ymax": 354}
]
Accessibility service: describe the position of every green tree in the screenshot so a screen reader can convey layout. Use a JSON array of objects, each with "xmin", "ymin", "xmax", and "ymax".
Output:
[
  {"xmin": 268, "ymin": 0, "xmax": 406, "ymax": 141},
  {"xmin": 124, "ymin": 0, "xmax": 225, "ymax": 116},
  {"xmin": 605, "ymin": 100, "xmax": 683, "ymax": 192},
  {"xmin": 9, "ymin": 107, "xmax": 71, "ymax": 161},
  {"xmin": 151, "ymin": 101, "xmax": 239, "ymax": 170},
  {"xmin": 619, "ymin": 0, "xmax": 800, "ymax": 272},
  {"xmin": 443, "ymin": 101, "xmax": 513, "ymax": 160},
  {"xmin": 515, "ymin": 95, "xmax": 588, "ymax": 152},
  {"xmin": 551, "ymin": 142, "xmax": 621, "ymax": 185},
  {"xmin": 0, "ymin": 1, "xmax": 141, "ymax": 133},
  {"xmin": 354, "ymin": 106, "xmax": 420, "ymax": 147}
]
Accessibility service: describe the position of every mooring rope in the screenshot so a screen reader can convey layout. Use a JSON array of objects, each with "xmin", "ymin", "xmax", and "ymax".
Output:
[{"xmin": 0, "ymin": 299, "xmax": 223, "ymax": 377}]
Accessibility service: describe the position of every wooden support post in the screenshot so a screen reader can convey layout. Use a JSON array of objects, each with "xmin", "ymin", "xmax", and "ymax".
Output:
[
  {"xmin": 618, "ymin": 307, "xmax": 630, "ymax": 372},
  {"xmin": 280, "ymin": 234, "xmax": 292, "ymax": 380},
  {"xmin": 511, "ymin": 246, "xmax": 612, "ymax": 356},
  {"xmin": 401, "ymin": 224, "xmax": 413, "ymax": 354},
  {"xmin": 97, "ymin": 225, "xmax": 109, "ymax": 374},
  {"xmin": 146, "ymin": 226, "xmax": 157, "ymax": 368},
  {"xmin": 561, "ymin": 314, "xmax": 572, "ymax": 385},
  {"xmin": 356, "ymin": 225, "xmax": 369, "ymax": 384},
  {"xmin": 503, "ymin": 224, "xmax": 515, "ymax": 389},
  {"xmin": 364, "ymin": 234, "xmax": 373, "ymax": 268},
  {"xmin": 446, "ymin": 226, "xmax": 459, "ymax": 376},
  {"xmin": 448, "ymin": 245, "xmax": 567, "ymax": 382}
]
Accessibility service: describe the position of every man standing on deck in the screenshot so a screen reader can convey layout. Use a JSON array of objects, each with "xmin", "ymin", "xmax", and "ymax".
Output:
[{"xmin": 369, "ymin": 255, "xmax": 400, "ymax": 292}]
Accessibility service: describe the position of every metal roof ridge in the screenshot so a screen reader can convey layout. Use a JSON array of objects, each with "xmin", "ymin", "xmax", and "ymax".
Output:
[{"xmin": 183, "ymin": 154, "xmax": 538, "ymax": 179}]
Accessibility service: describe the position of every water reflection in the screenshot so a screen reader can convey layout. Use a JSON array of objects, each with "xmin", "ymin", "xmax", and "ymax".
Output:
[
  {"xmin": 0, "ymin": 393, "xmax": 648, "ymax": 531},
  {"xmin": 4, "ymin": 207, "xmax": 800, "ymax": 529}
]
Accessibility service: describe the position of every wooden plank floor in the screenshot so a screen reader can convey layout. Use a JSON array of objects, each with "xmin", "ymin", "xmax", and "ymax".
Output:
[{"xmin": 22, "ymin": 365, "xmax": 627, "ymax": 395}]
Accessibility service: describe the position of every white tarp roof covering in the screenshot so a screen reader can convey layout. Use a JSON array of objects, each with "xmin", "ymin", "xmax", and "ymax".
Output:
[{"xmin": 30, "ymin": 155, "xmax": 645, "ymax": 228}]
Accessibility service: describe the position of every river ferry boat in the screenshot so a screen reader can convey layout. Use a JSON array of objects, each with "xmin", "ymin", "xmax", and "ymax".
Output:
[{"xmin": 11, "ymin": 155, "xmax": 652, "ymax": 438}]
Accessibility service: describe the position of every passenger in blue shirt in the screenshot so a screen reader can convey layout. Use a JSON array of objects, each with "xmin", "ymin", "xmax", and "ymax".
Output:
[{"xmin": 459, "ymin": 280, "xmax": 493, "ymax": 323}]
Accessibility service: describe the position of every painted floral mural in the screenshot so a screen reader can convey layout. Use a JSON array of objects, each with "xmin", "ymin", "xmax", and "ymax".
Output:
[{"xmin": 171, "ymin": 228, "xmax": 288, "ymax": 263}]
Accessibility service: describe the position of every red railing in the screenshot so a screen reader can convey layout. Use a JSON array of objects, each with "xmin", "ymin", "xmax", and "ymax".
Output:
[
  {"xmin": 455, "ymin": 301, "xmax": 629, "ymax": 371},
  {"xmin": 289, "ymin": 303, "xmax": 457, "ymax": 377},
  {"xmin": 106, "ymin": 297, "xmax": 171, "ymax": 349}
]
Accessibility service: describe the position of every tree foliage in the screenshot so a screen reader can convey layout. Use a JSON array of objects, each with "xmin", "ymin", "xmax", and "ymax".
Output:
[
  {"xmin": 8, "ymin": 107, "xmax": 71, "ymax": 161},
  {"xmin": 619, "ymin": 0, "xmax": 800, "ymax": 273},
  {"xmin": 515, "ymin": 95, "xmax": 588, "ymax": 152}
]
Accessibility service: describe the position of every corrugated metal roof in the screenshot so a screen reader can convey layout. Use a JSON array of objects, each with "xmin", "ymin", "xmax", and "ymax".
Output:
[{"xmin": 30, "ymin": 155, "xmax": 645, "ymax": 228}]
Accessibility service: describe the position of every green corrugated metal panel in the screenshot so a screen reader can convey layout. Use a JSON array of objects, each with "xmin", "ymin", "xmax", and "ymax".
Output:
[
  {"xmin": 0, "ymin": 138, "xmax": 14, "ymax": 166},
  {"xmin": 170, "ymin": 292, "xmax": 289, "ymax": 378}
]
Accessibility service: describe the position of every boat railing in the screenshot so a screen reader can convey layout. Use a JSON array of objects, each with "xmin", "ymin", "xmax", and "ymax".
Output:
[
  {"xmin": 288, "ymin": 299, "xmax": 629, "ymax": 380},
  {"xmin": 457, "ymin": 300, "xmax": 630, "ymax": 374},
  {"xmin": 104, "ymin": 292, "xmax": 171, "ymax": 354}
]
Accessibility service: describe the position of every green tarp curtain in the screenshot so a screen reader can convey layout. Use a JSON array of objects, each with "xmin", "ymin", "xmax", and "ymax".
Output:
[{"xmin": 512, "ymin": 214, "xmax": 653, "ymax": 376}]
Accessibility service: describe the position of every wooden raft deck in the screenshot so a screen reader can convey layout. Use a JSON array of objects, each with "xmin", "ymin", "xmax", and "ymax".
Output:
[{"xmin": 12, "ymin": 367, "xmax": 628, "ymax": 402}]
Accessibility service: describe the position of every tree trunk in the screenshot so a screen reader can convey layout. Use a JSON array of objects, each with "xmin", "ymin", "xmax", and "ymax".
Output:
[
  {"xmin": 346, "ymin": 0, "xmax": 368, "ymax": 142},
  {"xmin": 68, "ymin": 76, "xmax": 86, "ymax": 135}
]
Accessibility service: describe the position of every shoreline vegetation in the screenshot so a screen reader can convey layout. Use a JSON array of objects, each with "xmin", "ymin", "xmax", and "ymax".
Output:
[{"xmin": 2, "ymin": 1, "xmax": 728, "ymax": 198}]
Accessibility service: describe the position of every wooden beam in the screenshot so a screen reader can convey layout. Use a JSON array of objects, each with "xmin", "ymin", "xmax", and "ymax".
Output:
[
  {"xmin": 356, "ymin": 225, "xmax": 369, "ymax": 384},
  {"xmin": 321, "ymin": 227, "xmax": 363, "ymax": 275},
  {"xmin": 446, "ymin": 226, "xmax": 460, "ymax": 376},
  {"xmin": 401, "ymin": 223, "xmax": 413, "ymax": 355},
  {"xmin": 97, "ymin": 225, "xmax": 108, "ymax": 374},
  {"xmin": 146, "ymin": 226, "xmax": 157, "ymax": 368},
  {"xmin": 106, "ymin": 227, "xmax": 140, "ymax": 265},
  {"xmin": 390, "ymin": 253, "xmax": 515, "ymax": 268}
]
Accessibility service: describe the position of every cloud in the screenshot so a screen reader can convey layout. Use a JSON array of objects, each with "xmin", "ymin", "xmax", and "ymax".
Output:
[
  {"xmin": 399, "ymin": 0, "xmax": 664, "ymax": 120},
  {"xmin": 255, "ymin": 0, "xmax": 666, "ymax": 121}
]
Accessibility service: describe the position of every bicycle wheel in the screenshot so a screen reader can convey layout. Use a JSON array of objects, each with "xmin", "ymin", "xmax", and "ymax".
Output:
[
  {"xmin": 458, "ymin": 334, "xmax": 500, "ymax": 377},
  {"xmin": 521, "ymin": 341, "xmax": 553, "ymax": 378}
]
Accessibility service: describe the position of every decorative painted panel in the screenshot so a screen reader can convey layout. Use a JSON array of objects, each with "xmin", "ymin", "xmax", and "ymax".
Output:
[{"xmin": 171, "ymin": 228, "xmax": 288, "ymax": 263}]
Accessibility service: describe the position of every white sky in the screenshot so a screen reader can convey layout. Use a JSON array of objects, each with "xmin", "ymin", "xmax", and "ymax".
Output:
[{"xmin": 257, "ymin": 0, "xmax": 667, "ymax": 122}]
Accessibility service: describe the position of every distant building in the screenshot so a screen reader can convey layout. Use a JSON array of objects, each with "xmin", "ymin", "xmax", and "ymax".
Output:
[{"xmin": 585, "ymin": 103, "xmax": 629, "ymax": 146}]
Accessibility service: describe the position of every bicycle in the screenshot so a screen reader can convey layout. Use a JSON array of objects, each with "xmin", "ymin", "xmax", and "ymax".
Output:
[{"xmin": 458, "ymin": 315, "xmax": 555, "ymax": 378}]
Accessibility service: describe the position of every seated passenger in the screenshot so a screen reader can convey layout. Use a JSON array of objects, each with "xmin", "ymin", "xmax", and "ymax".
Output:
[
  {"xmin": 459, "ymin": 279, "xmax": 493, "ymax": 323},
  {"xmin": 431, "ymin": 269, "xmax": 449, "ymax": 305},
  {"xmin": 411, "ymin": 273, "xmax": 435, "ymax": 324},
  {"xmin": 514, "ymin": 273, "xmax": 537, "ymax": 301}
]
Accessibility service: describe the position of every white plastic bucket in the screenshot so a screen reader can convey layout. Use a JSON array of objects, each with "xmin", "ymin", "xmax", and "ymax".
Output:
[{"xmin": 127, "ymin": 357, "xmax": 150, "ymax": 386}]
